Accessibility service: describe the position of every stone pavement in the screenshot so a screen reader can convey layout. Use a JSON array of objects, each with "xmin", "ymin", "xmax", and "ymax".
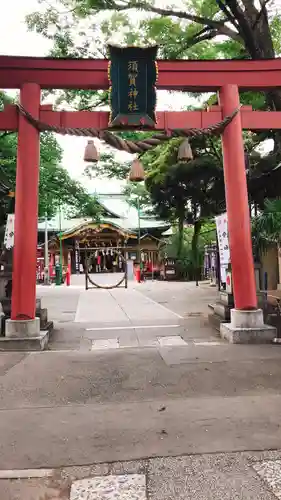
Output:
[
  {"xmin": 37, "ymin": 276, "xmax": 220, "ymax": 351},
  {"xmin": 3, "ymin": 451, "xmax": 281, "ymax": 500},
  {"xmin": 2, "ymin": 278, "xmax": 281, "ymax": 498}
]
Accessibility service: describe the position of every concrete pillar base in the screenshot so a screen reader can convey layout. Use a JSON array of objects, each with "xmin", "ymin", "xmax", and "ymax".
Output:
[
  {"xmin": 5, "ymin": 318, "xmax": 40, "ymax": 338},
  {"xmin": 220, "ymin": 309, "xmax": 276, "ymax": 344},
  {"xmin": 1, "ymin": 318, "xmax": 49, "ymax": 351}
]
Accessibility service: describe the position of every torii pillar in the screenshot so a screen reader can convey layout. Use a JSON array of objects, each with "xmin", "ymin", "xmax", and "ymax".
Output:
[
  {"xmin": 219, "ymin": 84, "xmax": 275, "ymax": 343},
  {"xmin": 5, "ymin": 83, "xmax": 41, "ymax": 339}
]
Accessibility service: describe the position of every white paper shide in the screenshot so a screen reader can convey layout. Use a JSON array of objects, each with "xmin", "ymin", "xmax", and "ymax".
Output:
[{"xmin": 4, "ymin": 214, "xmax": 15, "ymax": 250}]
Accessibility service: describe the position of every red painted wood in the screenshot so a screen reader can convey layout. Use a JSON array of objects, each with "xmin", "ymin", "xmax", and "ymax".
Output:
[
  {"xmin": 1, "ymin": 55, "xmax": 281, "ymax": 90},
  {"xmin": 2, "ymin": 106, "xmax": 281, "ymax": 131},
  {"xmin": 11, "ymin": 83, "xmax": 41, "ymax": 320},
  {"xmin": 220, "ymin": 84, "xmax": 257, "ymax": 310},
  {"xmin": 241, "ymin": 110, "xmax": 281, "ymax": 129},
  {"xmin": 0, "ymin": 105, "xmax": 18, "ymax": 130}
]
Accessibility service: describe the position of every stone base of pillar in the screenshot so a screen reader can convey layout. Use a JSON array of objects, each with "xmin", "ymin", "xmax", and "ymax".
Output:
[
  {"xmin": 0, "ymin": 318, "xmax": 49, "ymax": 351},
  {"xmin": 220, "ymin": 308, "xmax": 276, "ymax": 344},
  {"xmin": 5, "ymin": 317, "xmax": 40, "ymax": 337}
]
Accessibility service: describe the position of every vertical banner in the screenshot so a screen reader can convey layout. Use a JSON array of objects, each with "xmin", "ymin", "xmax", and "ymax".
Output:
[
  {"xmin": 215, "ymin": 213, "xmax": 230, "ymax": 266},
  {"xmin": 108, "ymin": 45, "xmax": 158, "ymax": 127},
  {"xmin": 215, "ymin": 213, "xmax": 230, "ymax": 285}
]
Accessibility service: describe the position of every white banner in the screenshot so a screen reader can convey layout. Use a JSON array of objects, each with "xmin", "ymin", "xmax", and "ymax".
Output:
[
  {"xmin": 215, "ymin": 212, "xmax": 230, "ymax": 267},
  {"xmin": 4, "ymin": 214, "xmax": 15, "ymax": 250}
]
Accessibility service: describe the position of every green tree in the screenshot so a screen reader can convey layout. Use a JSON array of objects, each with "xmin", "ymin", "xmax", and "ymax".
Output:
[
  {"xmin": 144, "ymin": 130, "xmax": 281, "ymax": 270},
  {"xmin": 25, "ymin": 0, "xmax": 281, "ymax": 161},
  {"xmin": 25, "ymin": 0, "xmax": 281, "ymax": 162},
  {"xmin": 163, "ymin": 222, "xmax": 216, "ymax": 280},
  {"xmin": 0, "ymin": 92, "xmax": 101, "ymax": 223},
  {"xmin": 252, "ymin": 198, "xmax": 281, "ymax": 257},
  {"xmin": 84, "ymin": 151, "xmax": 130, "ymax": 180},
  {"xmin": 144, "ymin": 137, "xmax": 224, "ymax": 259},
  {"xmin": 26, "ymin": 0, "xmax": 281, "ymax": 108},
  {"xmin": 122, "ymin": 181, "xmax": 152, "ymax": 212},
  {"xmin": 24, "ymin": 0, "xmax": 281, "ymax": 264}
]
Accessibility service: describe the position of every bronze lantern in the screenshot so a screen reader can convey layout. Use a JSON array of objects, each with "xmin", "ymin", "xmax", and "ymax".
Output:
[
  {"xmin": 177, "ymin": 138, "xmax": 193, "ymax": 161},
  {"xmin": 83, "ymin": 140, "xmax": 99, "ymax": 162},
  {"xmin": 128, "ymin": 158, "xmax": 145, "ymax": 182}
]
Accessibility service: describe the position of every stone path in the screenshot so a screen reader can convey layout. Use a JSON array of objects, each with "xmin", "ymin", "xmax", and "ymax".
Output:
[
  {"xmin": 74, "ymin": 287, "xmax": 183, "ymax": 324},
  {"xmin": 37, "ymin": 279, "xmax": 220, "ymax": 351}
]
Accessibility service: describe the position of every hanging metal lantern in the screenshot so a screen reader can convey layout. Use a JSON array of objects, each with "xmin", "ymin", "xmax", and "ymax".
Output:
[
  {"xmin": 177, "ymin": 138, "xmax": 193, "ymax": 162},
  {"xmin": 128, "ymin": 158, "xmax": 145, "ymax": 182},
  {"xmin": 83, "ymin": 140, "xmax": 99, "ymax": 162}
]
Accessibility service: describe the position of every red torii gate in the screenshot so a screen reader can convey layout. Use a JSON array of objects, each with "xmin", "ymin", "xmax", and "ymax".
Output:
[{"xmin": 1, "ymin": 55, "xmax": 281, "ymax": 331}]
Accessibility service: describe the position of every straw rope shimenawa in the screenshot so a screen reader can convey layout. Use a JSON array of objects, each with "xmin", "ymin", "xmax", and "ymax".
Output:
[{"xmin": 16, "ymin": 104, "xmax": 239, "ymax": 155}]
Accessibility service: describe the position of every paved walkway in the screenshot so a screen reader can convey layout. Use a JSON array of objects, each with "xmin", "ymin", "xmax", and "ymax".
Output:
[
  {"xmin": 75, "ymin": 287, "xmax": 182, "ymax": 324},
  {"xmin": 2, "ymin": 278, "xmax": 281, "ymax": 499},
  {"xmin": 37, "ymin": 277, "xmax": 220, "ymax": 351}
]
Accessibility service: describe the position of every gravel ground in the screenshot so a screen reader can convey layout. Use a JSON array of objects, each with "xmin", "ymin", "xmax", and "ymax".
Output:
[{"xmin": 2, "ymin": 451, "xmax": 281, "ymax": 500}]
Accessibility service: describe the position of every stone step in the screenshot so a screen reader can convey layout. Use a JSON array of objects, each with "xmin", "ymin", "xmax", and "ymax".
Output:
[{"xmin": 208, "ymin": 313, "xmax": 228, "ymax": 332}]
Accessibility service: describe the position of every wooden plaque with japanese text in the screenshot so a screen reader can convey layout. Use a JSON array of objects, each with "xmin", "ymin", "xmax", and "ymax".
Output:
[{"xmin": 108, "ymin": 45, "xmax": 158, "ymax": 127}]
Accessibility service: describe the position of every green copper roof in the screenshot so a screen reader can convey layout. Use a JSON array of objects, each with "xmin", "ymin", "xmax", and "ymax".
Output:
[{"xmin": 38, "ymin": 193, "xmax": 170, "ymax": 235}]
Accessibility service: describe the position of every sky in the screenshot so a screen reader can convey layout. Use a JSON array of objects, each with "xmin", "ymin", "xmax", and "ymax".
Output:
[{"xmin": 0, "ymin": 0, "xmax": 198, "ymax": 194}]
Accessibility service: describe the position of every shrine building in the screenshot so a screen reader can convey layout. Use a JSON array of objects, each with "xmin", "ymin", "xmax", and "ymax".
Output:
[{"xmin": 37, "ymin": 192, "xmax": 170, "ymax": 275}]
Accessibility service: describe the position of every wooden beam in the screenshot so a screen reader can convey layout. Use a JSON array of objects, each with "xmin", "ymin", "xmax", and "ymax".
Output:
[
  {"xmin": 0, "ymin": 105, "xmax": 18, "ymax": 131},
  {"xmin": 241, "ymin": 110, "xmax": 281, "ymax": 129},
  {"xmin": 1, "ymin": 55, "xmax": 281, "ymax": 91},
  {"xmin": 1, "ymin": 105, "xmax": 281, "ymax": 131}
]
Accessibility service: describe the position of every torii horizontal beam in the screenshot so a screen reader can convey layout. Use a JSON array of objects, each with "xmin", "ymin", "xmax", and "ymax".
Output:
[
  {"xmin": 1, "ymin": 55, "xmax": 281, "ymax": 91},
  {"xmin": 1, "ymin": 104, "xmax": 281, "ymax": 131}
]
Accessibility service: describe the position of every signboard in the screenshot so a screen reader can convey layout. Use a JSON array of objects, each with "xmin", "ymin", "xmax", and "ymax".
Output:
[
  {"xmin": 108, "ymin": 45, "xmax": 158, "ymax": 127},
  {"xmin": 215, "ymin": 213, "xmax": 230, "ymax": 266},
  {"xmin": 4, "ymin": 214, "xmax": 15, "ymax": 249}
]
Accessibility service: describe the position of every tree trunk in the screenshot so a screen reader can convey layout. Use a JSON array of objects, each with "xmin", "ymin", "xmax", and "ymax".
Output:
[
  {"xmin": 226, "ymin": 0, "xmax": 281, "ymax": 112},
  {"xmin": 191, "ymin": 220, "xmax": 202, "ymax": 283},
  {"xmin": 177, "ymin": 213, "xmax": 184, "ymax": 258}
]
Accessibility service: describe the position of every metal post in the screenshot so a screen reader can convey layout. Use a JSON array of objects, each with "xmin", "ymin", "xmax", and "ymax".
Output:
[
  {"xmin": 59, "ymin": 203, "xmax": 63, "ymax": 284},
  {"xmin": 44, "ymin": 212, "xmax": 49, "ymax": 285},
  {"xmin": 137, "ymin": 195, "xmax": 141, "ymax": 263},
  {"xmin": 85, "ymin": 249, "xmax": 89, "ymax": 290}
]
